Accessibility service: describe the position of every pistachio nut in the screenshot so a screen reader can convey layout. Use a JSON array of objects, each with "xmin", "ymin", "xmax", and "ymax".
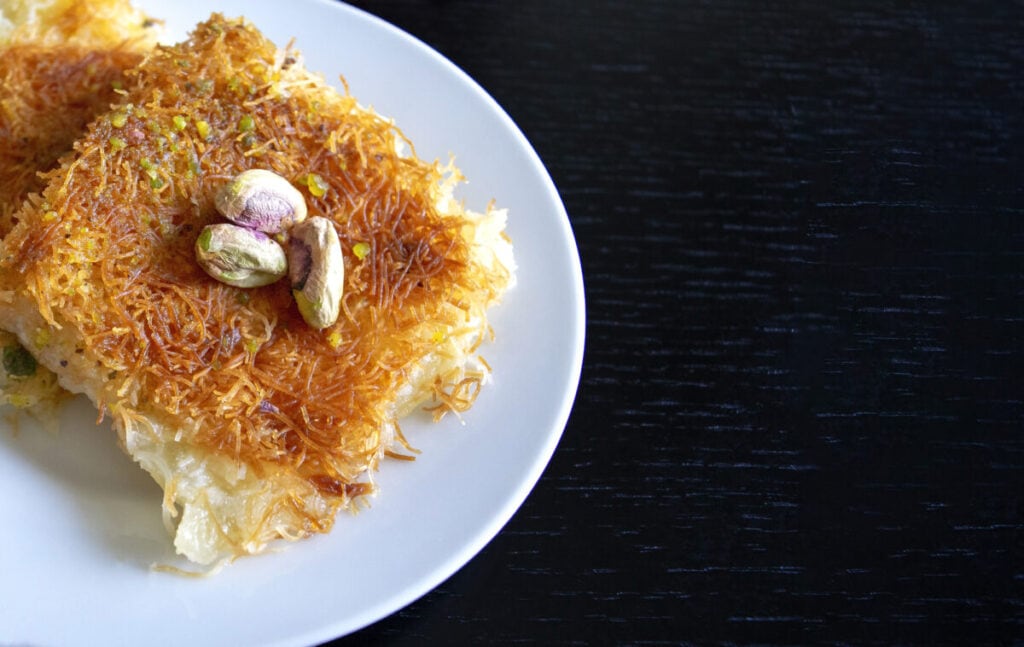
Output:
[
  {"xmin": 195, "ymin": 223, "xmax": 288, "ymax": 288},
  {"xmin": 287, "ymin": 216, "xmax": 344, "ymax": 329},
  {"xmin": 214, "ymin": 169, "xmax": 307, "ymax": 234}
]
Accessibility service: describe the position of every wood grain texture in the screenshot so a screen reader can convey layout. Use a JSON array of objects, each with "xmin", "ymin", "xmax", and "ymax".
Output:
[{"xmin": 331, "ymin": 1, "xmax": 1024, "ymax": 644}]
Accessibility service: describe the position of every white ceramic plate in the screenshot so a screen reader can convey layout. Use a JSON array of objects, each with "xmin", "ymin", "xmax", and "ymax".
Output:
[{"xmin": 0, "ymin": 1, "xmax": 584, "ymax": 645}]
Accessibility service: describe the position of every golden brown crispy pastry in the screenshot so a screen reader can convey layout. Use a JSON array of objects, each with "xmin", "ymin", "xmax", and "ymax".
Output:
[
  {"xmin": 0, "ymin": 0, "xmax": 157, "ymax": 409},
  {"xmin": 0, "ymin": 14, "xmax": 514, "ymax": 565},
  {"xmin": 0, "ymin": 0, "xmax": 158, "ymax": 236}
]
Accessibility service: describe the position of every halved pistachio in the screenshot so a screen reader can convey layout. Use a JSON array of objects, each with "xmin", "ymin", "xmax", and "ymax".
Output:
[
  {"xmin": 195, "ymin": 223, "xmax": 288, "ymax": 288},
  {"xmin": 214, "ymin": 169, "xmax": 307, "ymax": 234},
  {"xmin": 287, "ymin": 216, "xmax": 344, "ymax": 329}
]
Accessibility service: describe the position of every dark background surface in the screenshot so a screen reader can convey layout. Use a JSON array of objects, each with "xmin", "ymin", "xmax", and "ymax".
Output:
[{"xmin": 331, "ymin": 1, "xmax": 1023, "ymax": 644}]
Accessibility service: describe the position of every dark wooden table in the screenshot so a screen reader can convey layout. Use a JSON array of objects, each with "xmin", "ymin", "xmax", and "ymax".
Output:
[{"xmin": 334, "ymin": 1, "xmax": 1024, "ymax": 644}]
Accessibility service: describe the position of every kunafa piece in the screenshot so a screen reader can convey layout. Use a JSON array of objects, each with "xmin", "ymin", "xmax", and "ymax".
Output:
[
  {"xmin": 0, "ymin": 0, "xmax": 158, "ymax": 236},
  {"xmin": 0, "ymin": 14, "xmax": 514, "ymax": 565},
  {"xmin": 0, "ymin": 0, "xmax": 157, "ymax": 410}
]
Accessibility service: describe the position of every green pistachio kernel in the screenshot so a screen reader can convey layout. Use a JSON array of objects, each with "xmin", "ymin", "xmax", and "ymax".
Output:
[{"xmin": 3, "ymin": 344, "xmax": 37, "ymax": 377}]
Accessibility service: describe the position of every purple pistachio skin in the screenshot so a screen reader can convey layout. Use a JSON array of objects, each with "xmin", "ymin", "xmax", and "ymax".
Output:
[
  {"xmin": 286, "ymin": 216, "xmax": 344, "ymax": 329},
  {"xmin": 215, "ymin": 169, "xmax": 308, "ymax": 234},
  {"xmin": 195, "ymin": 222, "xmax": 288, "ymax": 288}
]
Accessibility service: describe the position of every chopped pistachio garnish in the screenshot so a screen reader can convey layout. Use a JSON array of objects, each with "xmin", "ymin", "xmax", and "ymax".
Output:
[
  {"xmin": 238, "ymin": 114, "xmax": 255, "ymax": 132},
  {"xmin": 110, "ymin": 111, "xmax": 128, "ymax": 128},
  {"xmin": 109, "ymin": 136, "xmax": 127, "ymax": 152},
  {"xmin": 195, "ymin": 120, "xmax": 211, "ymax": 140},
  {"xmin": 33, "ymin": 327, "xmax": 51, "ymax": 348},
  {"xmin": 2, "ymin": 345, "xmax": 37, "ymax": 377},
  {"xmin": 305, "ymin": 172, "xmax": 328, "ymax": 198},
  {"xmin": 172, "ymin": 115, "xmax": 188, "ymax": 131},
  {"xmin": 7, "ymin": 394, "xmax": 33, "ymax": 408},
  {"xmin": 139, "ymin": 158, "xmax": 158, "ymax": 181},
  {"xmin": 352, "ymin": 242, "xmax": 371, "ymax": 260}
]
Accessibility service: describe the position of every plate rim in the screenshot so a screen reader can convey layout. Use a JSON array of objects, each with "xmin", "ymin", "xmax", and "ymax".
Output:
[{"xmin": 0, "ymin": 0, "xmax": 586, "ymax": 643}]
